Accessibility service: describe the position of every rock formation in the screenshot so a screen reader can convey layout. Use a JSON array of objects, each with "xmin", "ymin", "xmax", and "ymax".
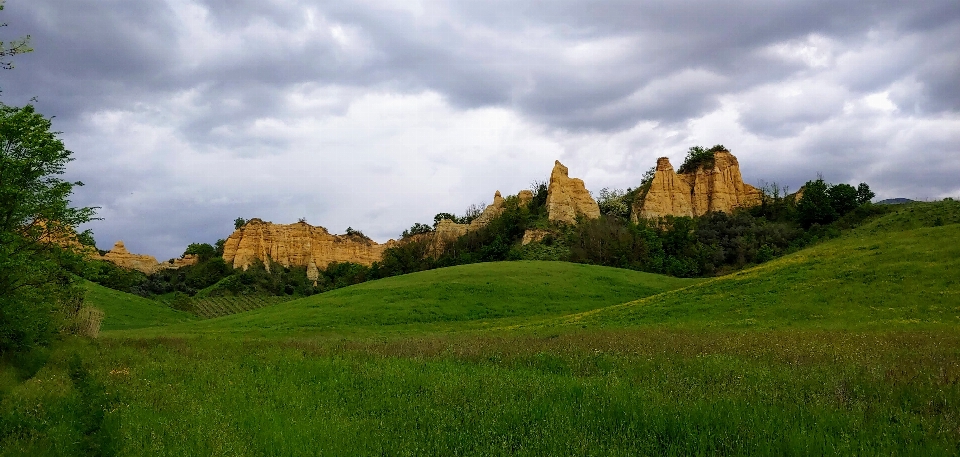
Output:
[
  {"xmin": 546, "ymin": 161, "xmax": 601, "ymax": 224},
  {"xmin": 433, "ymin": 190, "xmax": 531, "ymax": 240},
  {"xmin": 97, "ymin": 241, "xmax": 197, "ymax": 274},
  {"xmin": 632, "ymin": 150, "xmax": 761, "ymax": 220},
  {"xmin": 221, "ymin": 219, "xmax": 396, "ymax": 274},
  {"xmin": 521, "ymin": 229, "xmax": 551, "ymax": 245},
  {"xmin": 99, "ymin": 241, "xmax": 160, "ymax": 274},
  {"xmin": 518, "ymin": 190, "xmax": 534, "ymax": 207}
]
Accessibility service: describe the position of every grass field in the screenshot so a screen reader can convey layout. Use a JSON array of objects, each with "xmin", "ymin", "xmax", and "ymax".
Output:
[
  {"xmin": 2, "ymin": 200, "xmax": 959, "ymax": 455},
  {"xmin": 82, "ymin": 280, "xmax": 195, "ymax": 331},
  {"xmin": 120, "ymin": 261, "xmax": 700, "ymax": 338}
]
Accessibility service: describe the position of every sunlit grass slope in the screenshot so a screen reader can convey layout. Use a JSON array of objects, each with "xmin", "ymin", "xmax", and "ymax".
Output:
[
  {"xmin": 118, "ymin": 261, "xmax": 699, "ymax": 337},
  {"xmin": 570, "ymin": 201, "xmax": 960, "ymax": 330},
  {"xmin": 82, "ymin": 280, "xmax": 195, "ymax": 331}
]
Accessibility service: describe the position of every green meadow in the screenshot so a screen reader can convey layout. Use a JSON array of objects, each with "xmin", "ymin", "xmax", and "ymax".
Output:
[{"xmin": 2, "ymin": 201, "xmax": 960, "ymax": 455}]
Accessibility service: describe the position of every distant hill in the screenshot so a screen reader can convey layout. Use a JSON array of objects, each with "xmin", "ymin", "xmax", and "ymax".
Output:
[{"xmin": 876, "ymin": 198, "xmax": 917, "ymax": 205}]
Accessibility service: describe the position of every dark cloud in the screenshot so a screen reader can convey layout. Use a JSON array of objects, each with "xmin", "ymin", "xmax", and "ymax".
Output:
[{"xmin": 2, "ymin": 0, "xmax": 958, "ymax": 258}]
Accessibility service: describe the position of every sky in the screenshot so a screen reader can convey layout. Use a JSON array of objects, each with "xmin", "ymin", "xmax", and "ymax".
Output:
[{"xmin": 2, "ymin": 0, "xmax": 958, "ymax": 260}]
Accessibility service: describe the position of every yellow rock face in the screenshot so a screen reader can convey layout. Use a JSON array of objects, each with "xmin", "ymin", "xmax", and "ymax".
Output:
[
  {"xmin": 222, "ymin": 219, "xmax": 396, "ymax": 271},
  {"xmin": 546, "ymin": 161, "xmax": 601, "ymax": 224},
  {"xmin": 100, "ymin": 241, "xmax": 164, "ymax": 274},
  {"xmin": 632, "ymin": 151, "xmax": 761, "ymax": 221},
  {"xmin": 521, "ymin": 229, "xmax": 551, "ymax": 245}
]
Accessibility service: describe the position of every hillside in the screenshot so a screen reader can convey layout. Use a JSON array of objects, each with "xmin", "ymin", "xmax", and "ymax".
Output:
[
  {"xmin": 8, "ymin": 200, "xmax": 960, "ymax": 455},
  {"xmin": 562, "ymin": 200, "xmax": 960, "ymax": 330},
  {"xmin": 111, "ymin": 261, "xmax": 700, "ymax": 337},
  {"xmin": 82, "ymin": 280, "xmax": 195, "ymax": 331}
]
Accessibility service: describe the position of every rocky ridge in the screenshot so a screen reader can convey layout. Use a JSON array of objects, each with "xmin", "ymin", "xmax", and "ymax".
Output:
[
  {"xmin": 546, "ymin": 160, "xmax": 601, "ymax": 224},
  {"xmin": 632, "ymin": 150, "xmax": 760, "ymax": 220},
  {"xmin": 221, "ymin": 219, "xmax": 397, "ymax": 280},
  {"xmin": 99, "ymin": 241, "xmax": 198, "ymax": 274}
]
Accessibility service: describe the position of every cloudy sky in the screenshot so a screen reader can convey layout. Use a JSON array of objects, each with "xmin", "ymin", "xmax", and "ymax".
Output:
[{"xmin": 3, "ymin": 0, "xmax": 958, "ymax": 260}]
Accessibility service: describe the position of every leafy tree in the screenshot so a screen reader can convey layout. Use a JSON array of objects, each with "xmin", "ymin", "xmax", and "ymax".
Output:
[
  {"xmin": 0, "ymin": 1, "xmax": 32, "ymax": 71},
  {"xmin": 857, "ymin": 183, "xmax": 875, "ymax": 205},
  {"xmin": 233, "ymin": 217, "xmax": 247, "ymax": 229},
  {"xmin": 214, "ymin": 238, "xmax": 226, "ymax": 257},
  {"xmin": 796, "ymin": 178, "xmax": 837, "ymax": 228},
  {"xmin": 433, "ymin": 212, "xmax": 458, "ymax": 227},
  {"xmin": 183, "ymin": 243, "xmax": 216, "ymax": 262},
  {"xmin": 0, "ymin": 104, "xmax": 96, "ymax": 353},
  {"xmin": 597, "ymin": 188, "xmax": 630, "ymax": 219},
  {"xmin": 827, "ymin": 183, "xmax": 859, "ymax": 216}
]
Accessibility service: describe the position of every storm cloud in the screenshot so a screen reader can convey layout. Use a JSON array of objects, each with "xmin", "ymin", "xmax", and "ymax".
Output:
[{"xmin": 2, "ymin": 0, "xmax": 958, "ymax": 259}]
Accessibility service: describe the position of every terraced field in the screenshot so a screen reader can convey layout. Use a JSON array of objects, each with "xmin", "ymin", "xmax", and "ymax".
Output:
[{"xmin": 191, "ymin": 295, "xmax": 294, "ymax": 319}]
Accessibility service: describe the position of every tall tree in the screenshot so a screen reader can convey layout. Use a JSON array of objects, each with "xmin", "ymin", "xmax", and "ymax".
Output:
[
  {"xmin": 796, "ymin": 178, "xmax": 837, "ymax": 228},
  {"xmin": 0, "ymin": 104, "xmax": 96, "ymax": 353}
]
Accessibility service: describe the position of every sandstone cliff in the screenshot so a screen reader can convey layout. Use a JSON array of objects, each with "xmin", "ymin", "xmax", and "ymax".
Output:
[
  {"xmin": 221, "ymin": 219, "xmax": 396, "ymax": 276},
  {"xmin": 98, "ymin": 241, "xmax": 197, "ymax": 274},
  {"xmin": 632, "ymin": 150, "xmax": 761, "ymax": 220},
  {"xmin": 546, "ymin": 161, "xmax": 601, "ymax": 224},
  {"xmin": 99, "ymin": 241, "xmax": 161, "ymax": 274}
]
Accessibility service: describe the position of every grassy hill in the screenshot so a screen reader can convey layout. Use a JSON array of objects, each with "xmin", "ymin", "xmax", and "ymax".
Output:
[
  {"xmin": 6, "ymin": 200, "xmax": 959, "ymax": 455},
  {"xmin": 82, "ymin": 280, "xmax": 195, "ymax": 331},
  {"xmin": 115, "ymin": 261, "xmax": 700, "ymax": 338},
  {"xmin": 99, "ymin": 200, "xmax": 960, "ymax": 336},
  {"xmin": 563, "ymin": 216, "xmax": 960, "ymax": 330}
]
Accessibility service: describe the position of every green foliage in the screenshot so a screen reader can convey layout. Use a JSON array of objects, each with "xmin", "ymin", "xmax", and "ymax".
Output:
[
  {"xmin": 213, "ymin": 238, "xmax": 226, "ymax": 257},
  {"xmin": 75, "ymin": 230, "xmax": 96, "ymax": 248},
  {"xmin": 76, "ymin": 259, "xmax": 147, "ymax": 294},
  {"xmin": 81, "ymin": 280, "xmax": 194, "ymax": 331},
  {"xmin": 169, "ymin": 292, "xmax": 194, "ymax": 313},
  {"xmin": 751, "ymin": 181, "xmax": 796, "ymax": 223},
  {"xmin": 530, "ymin": 179, "xmax": 549, "ymax": 209},
  {"xmin": 183, "ymin": 242, "xmax": 216, "ymax": 262},
  {"xmin": 797, "ymin": 178, "xmax": 838, "ymax": 228},
  {"xmin": 432, "ymin": 212, "xmax": 457, "ymax": 227},
  {"xmin": 344, "ymin": 226, "xmax": 370, "ymax": 241},
  {"xmin": 827, "ymin": 183, "xmax": 859, "ymax": 215},
  {"xmin": 798, "ymin": 178, "xmax": 875, "ymax": 229},
  {"xmin": 434, "ymin": 201, "xmax": 490, "ymax": 226},
  {"xmin": 136, "ymin": 255, "xmax": 234, "ymax": 297},
  {"xmin": 233, "ymin": 217, "xmax": 246, "ymax": 229},
  {"xmin": 401, "ymin": 222, "xmax": 433, "ymax": 238},
  {"xmin": 631, "ymin": 165, "xmax": 657, "ymax": 208},
  {"xmin": 596, "ymin": 188, "xmax": 630, "ymax": 219},
  {"xmin": 857, "ymin": 182, "xmax": 875, "ymax": 205},
  {"xmin": 0, "ymin": 104, "xmax": 96, "ymax": 354},
  {"xmin": 0, "ymin": 1, "xmax": 32, "ymax": 71},
  {"xmin": 678, "ymin": 144, "xmax": 726, "ymax": 174}
]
